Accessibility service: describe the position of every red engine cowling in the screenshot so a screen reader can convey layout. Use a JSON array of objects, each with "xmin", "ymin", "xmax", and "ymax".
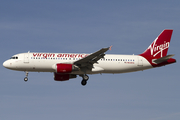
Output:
[
  {"xmin": 54, "ymin": 73, "xmax": 77, "ymax": 81},
  {"xmin": 56, "ymin": 63, "xmax": 73, "ymax": 73}
]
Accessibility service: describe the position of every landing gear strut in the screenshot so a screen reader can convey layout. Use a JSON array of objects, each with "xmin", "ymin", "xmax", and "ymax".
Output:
[
  {"xmin": 81, "ymin": 74, "xmax": 89, "ymax": 86},
  {"xmin": 24, "ymin": 71, "xmax": 28, "ymax": 82}
]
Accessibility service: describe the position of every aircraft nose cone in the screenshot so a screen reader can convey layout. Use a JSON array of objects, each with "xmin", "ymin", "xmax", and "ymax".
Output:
[{"xmin": 3, "ymin": 61, "xmax": 9, "ymax": 68}]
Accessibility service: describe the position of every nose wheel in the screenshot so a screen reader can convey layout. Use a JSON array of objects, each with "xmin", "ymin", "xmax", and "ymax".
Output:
[
  {"xmin": 81, "ymin": 74, "xmax": 89, "ymax": 86},
  {"xmin": 24, "ymin": 71, "xmax": 29, "ymax": 82},
  {"xmin": 24, "ymin": 77, "xmax": 28, "ymax": 82}
]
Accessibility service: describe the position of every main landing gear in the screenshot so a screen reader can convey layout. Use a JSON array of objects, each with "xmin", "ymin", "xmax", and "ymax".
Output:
[
  {"xmin": 24, "ymin": 71, "xmax": 28, "ymax": 82},
  {"xmin": 81, "ymin": 74, "xmax": 89, "ymax": 86}
]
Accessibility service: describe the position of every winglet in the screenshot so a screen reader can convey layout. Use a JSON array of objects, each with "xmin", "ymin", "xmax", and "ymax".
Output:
[{"xmin": 109, "ymin": 45, "xmax": 113, "ymax": 50}]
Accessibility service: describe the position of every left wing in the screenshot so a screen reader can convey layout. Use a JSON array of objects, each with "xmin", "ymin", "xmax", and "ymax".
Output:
[{"xmin": 73, "ymin": 46, "xmax": 111, "ymax": 69}]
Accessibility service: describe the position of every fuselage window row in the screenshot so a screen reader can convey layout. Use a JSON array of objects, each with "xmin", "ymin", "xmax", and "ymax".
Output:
[{"xmin": 31, "ymin": 57, "xmax": 134, "ymax": 62}]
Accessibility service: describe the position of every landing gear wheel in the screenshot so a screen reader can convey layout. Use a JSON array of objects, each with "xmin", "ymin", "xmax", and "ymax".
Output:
[
  {"xmin": 24, "ymin": 71, "xmax": 29, "ymax": 82},
  {"xmin": 24, "ymin": 77, "xmax": 28, "ymax": 82},
  {"xmin": 80, "ymin": 74, "xmax": 89, "ymax": 86},
  {"xmin": 81, "ymin": 80, "xmax": 87, "ymax": 86}
]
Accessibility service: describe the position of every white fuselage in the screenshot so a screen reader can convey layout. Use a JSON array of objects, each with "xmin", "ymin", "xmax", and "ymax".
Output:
[{"xmin": 3, "ymin": 52, "xmax": 153, "ymax": 74}]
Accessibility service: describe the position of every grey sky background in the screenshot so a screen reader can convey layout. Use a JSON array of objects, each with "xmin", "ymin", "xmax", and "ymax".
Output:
[{"xmin": 0, "ymin": 1, "xmax": 180, "ymax": 120}]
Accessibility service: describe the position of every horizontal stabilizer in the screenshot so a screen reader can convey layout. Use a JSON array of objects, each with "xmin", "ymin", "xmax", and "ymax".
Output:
[{"xmin": 152, "ymin": 54, "xmax": 175, "ymax": 64}]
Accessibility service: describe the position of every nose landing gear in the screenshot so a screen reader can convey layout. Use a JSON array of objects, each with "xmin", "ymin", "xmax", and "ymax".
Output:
[
  {"xmin": 81, "ymin": 74, "xmax": 89, "ymax": 86},
  {"xmin": 24, "ymin": 71, "xmax": 28, "ymax": 82}
]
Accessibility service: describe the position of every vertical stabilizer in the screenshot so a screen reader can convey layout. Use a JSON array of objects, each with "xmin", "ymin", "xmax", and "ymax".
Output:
[
  {"xmin": 140, "ymin": 29, "xmax": 176, "ymax": 67},
  {"xmin": 140, "ymin": 29, "xmax": 173, "ymax": 59}
]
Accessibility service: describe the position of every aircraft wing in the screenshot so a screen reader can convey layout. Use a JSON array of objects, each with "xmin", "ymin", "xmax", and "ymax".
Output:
[{"xmin": 73, "ymin": 46, "xmax": 111, "ymax": 69}]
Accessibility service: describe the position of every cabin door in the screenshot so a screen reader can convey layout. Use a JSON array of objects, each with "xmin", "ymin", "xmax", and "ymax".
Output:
[
  {"xmin": 138, "ymin": 56, "xmax": 143, "ymax": 66},
  {"xmin": 24, "ymin": 53, "xmax": 29, "ymax": 63}
]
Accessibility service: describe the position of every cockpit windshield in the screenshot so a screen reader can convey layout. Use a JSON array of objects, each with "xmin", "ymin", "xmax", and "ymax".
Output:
[{"xmin": 10, "ymin": 56, "xmax": 18, "ymax": 59}]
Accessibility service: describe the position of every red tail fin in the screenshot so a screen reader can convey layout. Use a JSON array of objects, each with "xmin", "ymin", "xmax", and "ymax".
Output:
[{"xmin": 140, "ymin": 29, "xmax": 173, "ymax": 59}]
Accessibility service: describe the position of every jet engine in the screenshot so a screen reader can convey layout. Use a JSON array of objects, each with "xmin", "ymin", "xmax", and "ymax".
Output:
[{"xmin": 53, "ymin": 63, "xmax": 79, "ymax": 81}]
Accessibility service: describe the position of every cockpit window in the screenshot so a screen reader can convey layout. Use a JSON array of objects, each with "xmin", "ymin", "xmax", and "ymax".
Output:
[{"xmin": 10, "ymin": 56, "xmax": 18, "ymax": 59}]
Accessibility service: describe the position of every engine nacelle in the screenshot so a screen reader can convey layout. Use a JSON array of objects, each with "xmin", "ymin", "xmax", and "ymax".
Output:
[
  {"xmin": 55, "ymin": 63, "xmax": 79, "ymax": 73},
  {"xmin": 54, "ymin": 73, "xmax": 77, "ymax": 81}
]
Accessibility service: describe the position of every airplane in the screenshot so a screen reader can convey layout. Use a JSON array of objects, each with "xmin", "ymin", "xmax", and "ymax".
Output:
[{"xmin": 3, "ymin": 29, "xmax": 176, "ymax": 86}]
